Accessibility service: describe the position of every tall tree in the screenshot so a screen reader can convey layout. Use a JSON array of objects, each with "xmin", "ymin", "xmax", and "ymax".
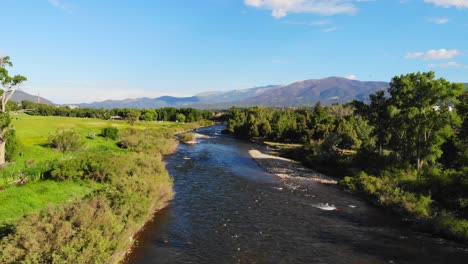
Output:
[
  {"xmin": 387, "ymin": 72, "xmax": 464, "ymax": 170},
  {"xmin": 0, "ymin": 56, "xmax": 27, "ymax": 165},
  {"xmin": 368, "ymin": 90, "xmax": 391, "ymax": 155}
]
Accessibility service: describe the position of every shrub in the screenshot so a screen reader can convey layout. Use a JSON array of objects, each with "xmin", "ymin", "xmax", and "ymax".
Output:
[
  {"xmin": 179, "ymin": 133, "xmax": 195, "ymax": 143},
  {"xmin": 119, "ymin": 128, "xmax": 177, "ymax": 155},
  {"xmin": 100, "ymin": 126, "xmax": 119, "ymax": 140},
  {"xmin": 48, "ymin": 129, "xmax": 85, "ymax": 153},
  {"xmin": 5, "ymin": 129, "xmax": 21, "ymax": 162},
  {"xmin": 1, "ymin": 152, "xmax": 174, "ymax": 263}
]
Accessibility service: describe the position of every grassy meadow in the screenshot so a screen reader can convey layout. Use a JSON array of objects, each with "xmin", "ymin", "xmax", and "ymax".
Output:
[{"xmin": 0, "ymin": 114, "xmax": 200, "ymax": 258}]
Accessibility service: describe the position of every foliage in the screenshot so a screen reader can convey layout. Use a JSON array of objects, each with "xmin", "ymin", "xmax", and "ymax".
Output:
[
  {"xmin": 223, "ymin": 72, "xmax": 468, "ymax": 240},
  {"xmin": 341, "ymin": 171, "xmax": 433, "ymax": 219},
  {"xmin": 5, "ymin": 129, "xmax": 21, "ymax": 162},
  {"xmin": 100, "ymin": 126, "xmax": 119, "ymax": 140},
  {"xmin": 48, "ymin": 129, "xmax": 85, "ymax": 153},
  {"xmin": 0, "ymin": 180, "xmax": 98, "ymax": 235},
  {"xmin": 0, "ymin": 130, "xmax": 176, "ymax": 263},
  {"xmin": 21, "ymin": 101, "xmax": 214, "ymax": 123},
  {"xmin": 125, "ymin": 109, "xmax": 141, "ymax": 126},
  {"xmin": 179, "ymin": 132, "xmax": 195, "ymax": 143},
  {"xmin": 118, "ymin": 128, "xmax": 177, "ymax": 155},
  {"xmin": 387, "ymin": 72, "xmax": 464, "ymax": 170}
]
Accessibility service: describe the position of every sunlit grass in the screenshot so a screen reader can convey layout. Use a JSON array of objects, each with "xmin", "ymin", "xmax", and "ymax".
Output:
[
  {"xmin": 0, "ymin": 180, "xmax": 100, "ymax": 230},
  {"xmin": 0, "ymin": 114, "xmax": 198, "ymax": 231}
]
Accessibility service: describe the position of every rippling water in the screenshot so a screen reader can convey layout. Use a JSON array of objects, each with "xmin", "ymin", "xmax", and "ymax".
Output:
[{"xmin": 126, "ymin": 125, "xmax": 468, "ymax": 264}]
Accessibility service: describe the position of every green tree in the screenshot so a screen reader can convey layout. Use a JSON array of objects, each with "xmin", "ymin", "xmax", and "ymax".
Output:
[
  {"xmin": 0, "ymin": 56, "xmax": 27, "ymax": 165},
  {"xmin": 456, "ymin": 91, "xmax": 468, "ymax": 165},
  {"xmin": 387, "ymin": 72, "xmax": 464, "ymax": 170},
  {"xmin": 368, "ymin": 90, "xmax": 391, "ymax": 154},
  {"xmin": 126, "ymin": 110, "xmax": 141, "ymax": 126},
  {"xmin": 176, "ymin": 113, "xmax": 186, "ymax": 123}
]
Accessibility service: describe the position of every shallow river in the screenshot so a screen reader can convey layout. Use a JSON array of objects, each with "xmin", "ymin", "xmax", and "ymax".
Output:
[{"xmin": 126, "ymin": 125, "xmax": 468, "ymax": 264}]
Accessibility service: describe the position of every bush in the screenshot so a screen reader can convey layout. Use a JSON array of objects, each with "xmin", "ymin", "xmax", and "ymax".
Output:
[
  {"xmin": 5, "ymin": 129, "xmax": 21, "ymax": 162},
  {"xmin": 179, "ymin": 133, "xmax": 195, "ymax": 143},
  {"xmin": 1, "ymin": 152, "xmax": 174, "ymax": 263},
  {"xmin": 100, "ymin": 126, "xmax": 119, "ymax": 140},
  {"xmin": 341, "ymin": 171, "xmax": 433, "ymax": 219},
  {"xmin": 119, "ymin": 128, "xmax": 177, "ymax": 155},
  {"xmin": 48, "ymin": 129, "xmax": 85, "ymax": 153}
]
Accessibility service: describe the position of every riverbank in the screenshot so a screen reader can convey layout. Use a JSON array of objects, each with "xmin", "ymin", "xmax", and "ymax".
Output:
[
  {"xmin": 248, "ymin": 149, "xmax": 337, "ymax": 185},
  {"xmin": 0, "ymin": 116, "xmax": 204, "ymax": 263}
]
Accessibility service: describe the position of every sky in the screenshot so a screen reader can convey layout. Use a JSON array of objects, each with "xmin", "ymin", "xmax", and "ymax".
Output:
[{"xmin": 1, "ymin": 0, "xmax": 468, "ymax": 104}]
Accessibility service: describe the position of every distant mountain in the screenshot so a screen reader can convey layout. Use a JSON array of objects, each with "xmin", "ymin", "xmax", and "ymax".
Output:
[
  {"xmin": 11, "ymin": 90, "xmax": 54, "ymax": 105},
  {"xmin": 77, "ymin": 96, "xmax": 200, "ymax": 109},
  {"xmin": 74, "ymin": 78, "xmax": 467, "ymax": 110},
  {"xmin": 234, "ymin": 77, "xmax": 389, "ymax": 107},
  {"xmin": 77, "ymin": 85, "xmax": 279, "ymax": 109},
  {"xmin": 196, "ymin": 85, "xmax": 282, "ymax": 103}
]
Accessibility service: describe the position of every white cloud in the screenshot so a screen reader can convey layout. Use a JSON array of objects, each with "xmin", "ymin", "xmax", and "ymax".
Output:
[
  {"xmin": 48, "ymin": 0, "xmax": 73, "ymax": 13},
  {"xmin": 244, "ymin": 0, "xmax": 359, "ymax": 18},
  {"xmin": 430, "ymin": 17, "xmax": 449, "ymax": 24},
  {"xmin": 405, "ymin": 49, "xmax": 461, "ymax": 60},
  {"xmin": 345, "ymin": 74, "xmax": 358, "ymax": 80},
  {"xmin": 428, "ymin": 61, "xmax": 465, "ymax": 68},
  {"xmin": 424, "ymin": 0, "xmax": 468, "ymax": 8},
  {"xmin": 322, "ymin": 26, "xmax": 337, "ymax": 32},
  {"xmin": 283, "ymin": 20, "xmax": 332, "ymax": 26}
]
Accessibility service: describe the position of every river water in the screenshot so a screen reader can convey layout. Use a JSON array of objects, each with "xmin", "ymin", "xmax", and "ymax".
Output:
[{"xmin": 126, "ymin": 125, "xmax": 468, "ymax": 264}]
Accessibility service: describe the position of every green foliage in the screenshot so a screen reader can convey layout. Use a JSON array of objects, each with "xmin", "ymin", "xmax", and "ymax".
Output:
[
  {"xmin": 0, "ymin": 180, "xmax": 98, "ymax": 235},
  {"xmin": 436, "ymin": 212, "xmax": 468, "ymax": 240},
  {"xmin": 100, "ymin": 126, "xmax": 119, "ymax": 140},
  {"xmin": 0, "ymin": 113, "xmax": 11, "ymax": 129},
  {"xmin": 0, "ymin": 135, "xmax": 175, "ymax": 263},
  {"xmin": 118, "ymin": 128, "xmax": 177, "ymax": 155},
  {"xmin": 179, "ymin": 132, "xmax": 195, "ymax": 143},
  {"xmin": 341, "ymin": 171, "xmax": 433, "ymax": 219},
  {"xmin": 125, "ymin": 110, "xmax": 140, "ymax": 126},
  {"xmin": 48, "ymin": 129, "xmax": 85, "ymax": 153},
  {"xmin": 5, "ymin": 101, "xmax": 19, "ymax": 112},
  {"xmin": 5, "ymin": 129, "xmax": 21, "ymax": 162},
  {"xmin": 176, "ymin": 113, "xmax": 186, "ymax": 123},
  {"xmin": 387, "ymin": 72, "xmax": 464, "ymax": 169}
]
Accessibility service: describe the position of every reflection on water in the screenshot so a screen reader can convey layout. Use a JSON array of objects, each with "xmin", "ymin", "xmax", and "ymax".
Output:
[{"xmin": 126, "ymin": 125, "xmax": 468, "ymax": 264}]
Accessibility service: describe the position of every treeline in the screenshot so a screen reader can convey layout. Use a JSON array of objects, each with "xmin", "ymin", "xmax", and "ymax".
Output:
[
  {"xmin": 10, "ymin": 100, "xmax": 213, "ymax": 122},
  {"xmin": 226, "ymin": 72, "xmax": 468, "ymax": 241},
  {"xmin": 0, "ymin": 126, "xmax": 183, "ymax": 263}
]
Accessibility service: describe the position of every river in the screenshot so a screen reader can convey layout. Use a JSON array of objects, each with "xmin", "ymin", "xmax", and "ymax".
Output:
[{"xmin": 125, "ymin": 125, "xmax": 468, "ymax": 264}]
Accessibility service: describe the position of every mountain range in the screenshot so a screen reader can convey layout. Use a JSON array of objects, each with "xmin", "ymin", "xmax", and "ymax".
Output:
[
  {"xmin": 77, "ymin": 77, "xmax": 393, "ymax": 109},
  {"xmin": 12, "ymin": 78, "xmax": 468, "ymax": 109}
]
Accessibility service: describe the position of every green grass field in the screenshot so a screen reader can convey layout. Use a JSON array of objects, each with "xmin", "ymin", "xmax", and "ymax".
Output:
[
  {"xmin": 0, "ymin": 180, "xmax": 100, "ymax": 230},
  {"xmin": 0, "ymin": 114, "xmax": 198, "ymax": 232}
]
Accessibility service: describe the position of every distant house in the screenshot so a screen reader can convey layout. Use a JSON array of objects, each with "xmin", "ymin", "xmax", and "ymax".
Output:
[
  {"xmin": 110, "ymin": 116, "xmax": 123, "ymax": 120},
  {"xmin": 64, "ymin": 105, "xmax": 80, "ymax": 109}
]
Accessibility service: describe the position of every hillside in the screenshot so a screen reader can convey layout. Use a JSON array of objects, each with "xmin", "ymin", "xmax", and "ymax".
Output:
[
  {"xmin": 230, "ymin": 77, "xmax": 389, "ymax": 107},
  {"xmin": 11, "ymin": 91, "xmax": 54, "ymax": 105},
  {"xmin": 60, "ymin": 80, "xmax": 468, "ymax": 109}
]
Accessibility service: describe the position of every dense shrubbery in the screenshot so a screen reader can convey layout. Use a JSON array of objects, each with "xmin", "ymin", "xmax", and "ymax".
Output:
[
  {"xmin": 48, "ymin": 129, "xmax": 85, "ymax": 153},
  {"xmin": 0, "ymin": 128, "xmax": 177, "ymax": 263},
  {"xmin": 4, "ymin": 129, "xmax": 21, "ymax": 162},
  {"xmin": 179, "ymin": 132, "xmax": 195, "ymax": 143},
  {"xmin": 342, "ymin": 171, "xmax": 432, "ymax": 219},
  {"xmin": 100, "ymin": 126, "xmax": 119, "ymax": 140},
  {"xmin": 118, "ymin": 128, "xmax": 178, "ymax": 155},
  {"xmin": 21, "ymin": 100, "xmax": 214, "ymax": 123}
]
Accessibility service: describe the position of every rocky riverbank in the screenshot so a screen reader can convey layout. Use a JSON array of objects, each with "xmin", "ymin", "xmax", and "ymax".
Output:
[{"xmin": 248, "ymin": 149, "xmax": 338, "ymax": 185}]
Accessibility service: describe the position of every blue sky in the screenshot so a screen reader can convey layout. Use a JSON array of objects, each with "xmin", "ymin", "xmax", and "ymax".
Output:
[{"xmin": 1, "ymin": 0, "xmax": 468, "ymax": 103}]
